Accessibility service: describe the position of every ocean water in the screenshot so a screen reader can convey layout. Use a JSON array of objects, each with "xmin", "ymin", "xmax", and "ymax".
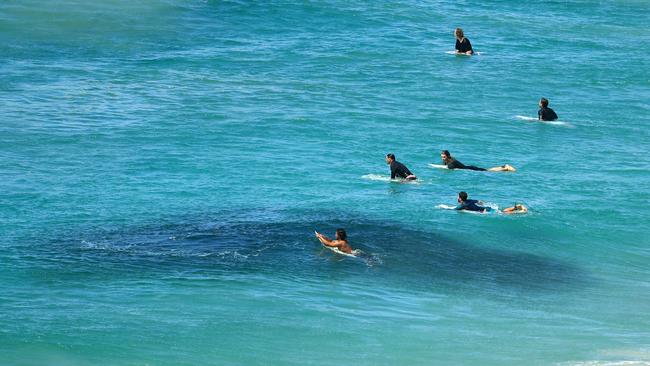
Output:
[{"xmin": 1, "ymin": 0, "xmax": 650, "ymax": 365}]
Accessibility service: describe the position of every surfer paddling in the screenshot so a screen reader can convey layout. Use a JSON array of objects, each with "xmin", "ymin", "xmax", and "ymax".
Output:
[
  {"xmin": 386, "ymin": 153, "xmax": 417, "ymax": 180},
  {"xmin": 440, "ymin": 150, "xmax": 516, "ymax": 172},
  {"xmin": 454, "ymin": 191, "xmax": 492, "ymax": 213},
  {"xmin": 315, "ymin": 229, "xmax": 353, "ymax": 254}
]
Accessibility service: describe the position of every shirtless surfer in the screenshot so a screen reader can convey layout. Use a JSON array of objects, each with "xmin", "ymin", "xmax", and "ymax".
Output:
[
  {"xmin": 315, "ymin": 229, "xmax": 353, "ymax": 254},
  {"xmin": 441, "ymin": 150, "xmax": 516, "ymax": 172}
]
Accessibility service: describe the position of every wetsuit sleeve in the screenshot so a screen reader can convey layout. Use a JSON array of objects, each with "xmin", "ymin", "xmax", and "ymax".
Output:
[
  {"xmin": 538, "ymin": 109, "xmax": 543, "ymax": 119},
  {"xmin": 465, "ymin": 38, "xmax": 472, "ymax": 51},
  {"xmin": 455, "ymin": 39, "xmax": 461, "ymax": 52},
  {"xmin": 390, "ymin": 165, "xmax": 396, "ymax": 179}
]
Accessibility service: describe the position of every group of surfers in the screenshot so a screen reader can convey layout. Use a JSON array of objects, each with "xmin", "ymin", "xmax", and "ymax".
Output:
[
  {"xmin": 387, "ymin": 150, "xmax": 525, "ymax": 214},
  {"xmin": 316, "ymin": 150, "xmax": 528, "ymax": 254},
  {"xmin": 315, "ymin": 28, "xmax": 559, "ymax": 254}
]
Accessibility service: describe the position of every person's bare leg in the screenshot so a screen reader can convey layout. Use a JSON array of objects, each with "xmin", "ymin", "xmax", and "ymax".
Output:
[{"xmin": 487, "ymin": 164, "xmax": 516, "ymax": 172}]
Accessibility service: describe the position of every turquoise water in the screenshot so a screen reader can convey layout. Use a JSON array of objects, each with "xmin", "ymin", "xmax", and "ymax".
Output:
[{"xmin": 2, "ymin": 1, "xmax": 650, "ymax": 365}]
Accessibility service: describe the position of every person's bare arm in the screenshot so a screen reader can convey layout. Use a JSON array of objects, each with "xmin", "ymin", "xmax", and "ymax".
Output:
[{"xmin": 315, "ymin": 232, "xmax": 336, "ymax": 247}]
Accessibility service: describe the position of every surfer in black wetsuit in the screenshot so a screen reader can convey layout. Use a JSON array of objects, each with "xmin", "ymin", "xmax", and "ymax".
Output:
[
  {"xmin": 454, "ymin": 28, "xmax": 474, "ymax": 55},
  {"xmin": 538, "ymin": 98, "xmax": 559, "ymax": 121},
  {"xmin": 441, "ymin": 150, "xmax": 516, "ymax": 172},
  {"xmin": 455, "ymin": 191, "xmax": 491, "ymax": 213},
  {"xmin": 386, "ymin": 153, "xmax": 417, "ymax": 180}
]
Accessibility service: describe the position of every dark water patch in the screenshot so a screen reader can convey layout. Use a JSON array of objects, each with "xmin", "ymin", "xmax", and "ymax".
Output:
[{"xmin": 18, "ymin": 209, "xmax": 589, "ymax": 296}]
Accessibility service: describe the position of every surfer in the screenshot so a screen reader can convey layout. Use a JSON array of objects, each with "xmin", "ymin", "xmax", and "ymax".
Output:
[
  {"xmin": 454, "ymin": 28, "xmax": 474, "ymax": 55},
  {"xmin": 502, "ymin": 203, "xmax": 528, "ymax": 215},
  {"xmin": 440, "ymin": 150, "xmax": 516, "ymax": 172},
  {"xmin": 538, "ymin": 98, "xmax": 559, "ymax": 121},
  {"xmin": 455, "ymin": 191, "xmax": 492, "ymax": 213},
  {"xmin": 386, "ymin": 153, "xmax": 417, "ymax": 180},
  {"xmin": 315, "ymin": 229, "xmax": 353, "ymax": 254}
]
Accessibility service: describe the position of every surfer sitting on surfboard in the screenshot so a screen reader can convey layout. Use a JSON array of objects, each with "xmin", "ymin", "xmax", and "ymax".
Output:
[
  {"xmin": 455, "ymin": 191, "xmax": 492, "ymax": 213},
  {"xmin": 386, "ymin": 153, "xmax": 417, "ymax": 180},
  {"xmin": 538, "ymin": 98, "xmax": 559, "ymax": 121},
  {"xmin": 454, "ymin": 28, "xmax": 474, "ymax": 55},
  {"xmin": 315, "ymin": 229, "xmax": 353, "ymax": 254},
  {"xmin": 441, "ymin": 150, "xmax": 516, "ymax": 172}
]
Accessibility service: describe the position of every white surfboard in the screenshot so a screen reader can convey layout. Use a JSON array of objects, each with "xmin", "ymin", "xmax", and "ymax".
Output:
[
  {"xmin": 428, "ymin": 164, "xmax": 449, "ymax": 169},
  {"xmin": 324, "ymin": 246, "xmax": 360, "ymax": 258},
  {"xmin": 445, "ymin": 50, "xmax": 481, "ymax": 56},
  {"xmin": 515, "ymin": 115, "xmax": 569, "ymax": 126},
  {"xmin": 361, "ymin": 174, "xmax": 420, "ymax": 184}
]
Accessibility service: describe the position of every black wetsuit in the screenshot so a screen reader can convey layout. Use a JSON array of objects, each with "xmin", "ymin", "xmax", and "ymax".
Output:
[
  {"xmin": 390, "ymin": 160, "xmax": 415, "ymax": 179},
  {"xmin": 455, "ymin": 38, "xmax": 473, "ymax": 54},
  {"xmin": 445, "ymin": 158, "xmax": 486, "ymax": 171},
  {"xmin": 456, "ymin": 199, "xmax": 491, "ymax": 213},
  {"xmin": 538, "ymin": 107, "xmax": 558, "ymax": 121}
]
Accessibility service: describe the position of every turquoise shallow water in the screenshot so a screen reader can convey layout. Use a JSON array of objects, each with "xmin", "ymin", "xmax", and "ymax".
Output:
[{"xmin": 2, "ymin": 1, "xmax": 650, "ymax": 365}]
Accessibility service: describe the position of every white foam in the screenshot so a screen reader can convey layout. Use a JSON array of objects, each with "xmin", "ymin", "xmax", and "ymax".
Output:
[{"xmin": 361, "ymin": 173, "xmax": 391, "ymax": 182}]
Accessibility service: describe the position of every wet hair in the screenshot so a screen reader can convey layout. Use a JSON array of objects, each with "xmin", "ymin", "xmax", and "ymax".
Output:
[
  {"xmin": 540, "ymin": 98, "xmax": 549, "ymax": 107},
  {"xmin": 336, "ymin": 228, "xmax": 347, "ymax": 241},
  {"xmin": 386, "ymin": 153, "xmax": 395, "ymax": 160},
  {"xmin": 454, "ymin": 28, "xmax": 464, "ymax": 39},
  {"xmin": 441, "ymin": 150, "xmax": 451, "ymax": 158},
  {"xmin": 459, "ymin": 191, "xmax": 468, "ymax": 201}
]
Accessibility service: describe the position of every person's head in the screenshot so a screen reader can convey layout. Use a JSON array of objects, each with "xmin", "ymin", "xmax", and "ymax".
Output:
[
  {"xmin": 385, "ymin": 153, "xmax": 395, "ymax": 165},
  {"xmin": 441, "ymin": 150, "xmax": 451, "ymax": 162},
  {"xmin": 514, "ymin": 203, "xmax": 524, "ymax": 210},
  {"xmin": 458, "ymin": 191, "xmax": 468, "ymax": 203},
  {"xmin": 335, "ymin": 228, "xmax": 347, "ymax": 241},
  {"xmin": 539, "ymin": 98, "xmax": 549, "ymax": 108},
  {"xmin": 454, "ymin": 28, "xmax": 464, "ymax": 40}
]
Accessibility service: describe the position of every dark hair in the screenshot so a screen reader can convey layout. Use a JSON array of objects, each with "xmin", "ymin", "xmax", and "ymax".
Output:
[
  {"xmin": 386, "ymin": 153, "xmax": 395, "ymax": 160},
  {"xmin": 336, "ymin": 228, "xmax": 347, "ymax": 241},
  {"xmin": 540, "ymin": 98, "xmax": 549, "ymax": 107},
  {"xmin": 442, "ymin": 150, "xmax": 451, "ymax": 158},
  {"xmin": 458, "ymin": 191, "xmax": 468, "ymax": 201}
]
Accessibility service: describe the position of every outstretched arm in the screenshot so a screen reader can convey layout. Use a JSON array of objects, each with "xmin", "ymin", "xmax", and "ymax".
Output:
[{"xmin": 315, "ymin": 232, "xmax": 335, "ymax": 247}]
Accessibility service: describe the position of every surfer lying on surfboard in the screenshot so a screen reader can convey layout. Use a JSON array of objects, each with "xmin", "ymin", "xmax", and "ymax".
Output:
[
  {"xmin": 441, "ymin": 192, "xmax": 528, "ymax": 214},
  {"xmin": 454, "ymin": 191, "xmax": 492, "ymax": 213},
  {"xmin": 315, "ymin": 229, "xmax": 354, "ymax": 254},
  {"xmin": 441, "ymin": 150, "xmax": 516, "ymax": 172}
]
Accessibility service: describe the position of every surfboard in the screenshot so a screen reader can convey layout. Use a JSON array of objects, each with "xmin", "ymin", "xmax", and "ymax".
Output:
[
  {"xmin": 436, "ymin": 204, "xmax": 457, "ymax": 210},
  {"xmin": 361, "ymin": 174, "xmax": 420, "ymax": 184},
  {"xmin": 515, "ymin": 115, "xmax": 569, "ymax": 126},
  {"xmin": 436, "ymin": 204, "xmax": 497, "ymax": 214},
  {"xmin": 428, "ymin": 164, "xmax": 448, "ymax": 169},
  {"xmin": 445, "ymin": 50, "xmax": 481, "ymax": 56},
  {"xmin": 324, "ymin": 246, "xmax": 359, "ymax": 257}
]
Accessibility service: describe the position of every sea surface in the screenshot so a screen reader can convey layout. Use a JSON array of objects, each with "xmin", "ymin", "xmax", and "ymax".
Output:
[{"xmin": 1, "ymin": 1, "xmax": 650, "ymax": 365}]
